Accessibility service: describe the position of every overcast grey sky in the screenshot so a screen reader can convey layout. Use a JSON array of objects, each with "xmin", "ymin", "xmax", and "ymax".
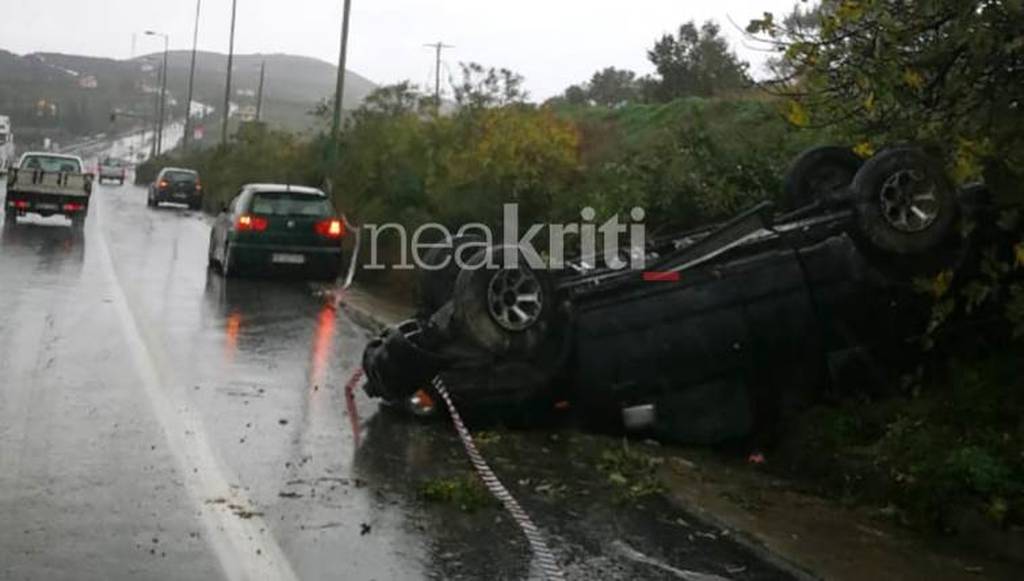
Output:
[{"xmin": 3, "ymin": 0, "xmax": 798, "ymax": 99}]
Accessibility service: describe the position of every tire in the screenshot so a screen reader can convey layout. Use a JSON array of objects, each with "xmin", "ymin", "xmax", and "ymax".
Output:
[
  {"xmin": 782, "ymin": 146, "xmax": 863, "ymax": 209},
  {"xmin": 71, "ymin": 215, "xmax": 85, "ymax": 230},
  {"xmin": 451, "ymin": 245, "xmax": 556, "ymax": 357},
  {"xmin": 3, "ymin": 210, "xmax": 15, "ymax": 227},
  {"xmin": 207, "ymin": 232, "xmax": 221, "ymax": 269},
  {"xmin": 851, "ymin": 147, "xmax": 959, "ymax": 256},
  {"xmin": 222, "ymin": 243, "xmax": 238, "ymax": 277},
  {"xmin": 416, "ymin": 234, "xmax": 486, "ymax": 315}
]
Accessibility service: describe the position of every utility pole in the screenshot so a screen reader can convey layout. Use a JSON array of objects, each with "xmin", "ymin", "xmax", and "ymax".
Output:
[
  {"xmin": 145, "ymin": 31, "xmax": 169, "ymax": 155},
  {"xmin": 150, "ymin": 59, "xmax": 160, "ymax": 158},
  {"xmin": 221, "ymin": 0, "xmax": 238, "ymax": 146},
  {"xmin": 183, "ymin": 0, "xmax": 201, "ymax": 150},
  {"xmin": 256, "ymin": 60, "xmax": 266, "ymax": 122},
  {"xmin": 331, "ymin": 0, "xmax": 353, "ymax": 144},
  {"xmin": 424, "ymin": 41, "xmax": 454, "ymax": 110}
]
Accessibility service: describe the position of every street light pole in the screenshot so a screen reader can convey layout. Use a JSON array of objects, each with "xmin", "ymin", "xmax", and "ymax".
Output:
[
  {"xmin": 424, "ymin": 41, "xmax": 454, "ymax": 111},
  {"xmin": 256, "ymin": 60, "xmax": 266, "ymax": 122},
  {"xmin": 183, "ymin": 0, "xmax": 202, "ymax": 150},
  {"xmin": 331, "ymin": 0, "xmax": 353, "ymax": 143},
  {"xmin": 145, "ymin": 30, "xmax": 169, "ymax": 156},
  {"xmin": 221, "ymin": 0, "xmax": 238, "ymax": 146}
]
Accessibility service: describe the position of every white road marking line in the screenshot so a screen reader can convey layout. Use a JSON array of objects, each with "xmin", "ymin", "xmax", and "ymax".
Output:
[{"xmin": 92, "ymin": 195, "xmax": 297, "ymax": 581}]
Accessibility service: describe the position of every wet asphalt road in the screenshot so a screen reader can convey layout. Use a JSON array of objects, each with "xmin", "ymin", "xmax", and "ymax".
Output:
[{"xmin": 0, "ymin": 174, "xmax": 793, "ymax": 580}]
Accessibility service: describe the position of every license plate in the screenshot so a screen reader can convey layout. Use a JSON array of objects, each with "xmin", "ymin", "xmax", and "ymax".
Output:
[
  {"xmin": 174, "ymin": 192, "xmax": 188, "ymax": 199},
  {"xmin": 272, "ymin": 253, "xmax": 305, "ymax": 265},
  {"xmin": 37, "ymin": 202, "xmax": 58, "ymax": 210}
]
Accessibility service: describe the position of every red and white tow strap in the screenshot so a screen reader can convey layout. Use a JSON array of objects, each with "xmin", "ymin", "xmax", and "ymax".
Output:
[{"xmin": 431, "ymin": 376, "xmax": 566, "ymax": 581}]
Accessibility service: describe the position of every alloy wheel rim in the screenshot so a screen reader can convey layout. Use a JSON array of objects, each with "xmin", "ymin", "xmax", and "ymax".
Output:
[
  {"xmin": 879, "ymin": 169, "xmax": 940, "ymax": 233},
  {"xmin": 486, "ymin": 267, "xmax": 543, "ymax": 331}
]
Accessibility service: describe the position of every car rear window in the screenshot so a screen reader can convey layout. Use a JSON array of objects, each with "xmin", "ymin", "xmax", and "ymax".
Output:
[
  {"xmin": 251, "ymin": 192, "xmax": 332, "ymax": 217},
  {"xmin": 164, "ymin": 170, "xmax": 197, "ymax": 182},
  {"xmin": 21, "ymin": 155, "xmax": 82, "ymax": 173}
]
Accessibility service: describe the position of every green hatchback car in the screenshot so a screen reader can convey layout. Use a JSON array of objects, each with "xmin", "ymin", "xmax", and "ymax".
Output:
[{"xmin": 208, "ymin": 184, "xmax": 345, "ymax": 280}]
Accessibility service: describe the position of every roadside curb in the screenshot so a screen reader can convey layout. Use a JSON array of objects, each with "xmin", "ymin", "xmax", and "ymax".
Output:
[
  {"xmin": 656, "ymin": 467, "xmax": 821, "ymax": 581},
  {"xmin": 332, "ymin": 285, "xmax": 411, "ymax": 334}
]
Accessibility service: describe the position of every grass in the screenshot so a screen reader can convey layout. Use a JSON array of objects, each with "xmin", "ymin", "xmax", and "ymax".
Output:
[
  {"xmin": 418, "ymin": 473, "xmax": 495, "ymax": 513},
  {"xmin": 597, "ymin": 442, "xmax": 666, "ymax": 502}
]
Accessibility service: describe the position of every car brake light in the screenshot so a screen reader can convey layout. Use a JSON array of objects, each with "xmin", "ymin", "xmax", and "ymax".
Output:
[
  {"xmin": 236, "ymin": 214, "xmax": 268, "ymax": 232},
  {"xmin": 159, "ymin": 180, "xmax": 169, "ymax": 189},
  {"xmin": 63, "ymin": 202, "xmax": 85, "ymax": 212},
  {"xmin": 315, "ymin": 218, "xmax": 345, "ymax": 239},
  {"xmin": 12, "ymin": 200, "xmax": 29, "ymax": 209}
]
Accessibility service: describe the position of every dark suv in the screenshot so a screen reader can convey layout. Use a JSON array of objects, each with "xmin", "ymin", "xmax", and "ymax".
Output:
[
  {"xmin": 148, "ymin": 167, "xmax": 202, "ymax": 210},
  {"xmin": 361, "ymin": 146, "xmax": 1013, "ymax": 444}
]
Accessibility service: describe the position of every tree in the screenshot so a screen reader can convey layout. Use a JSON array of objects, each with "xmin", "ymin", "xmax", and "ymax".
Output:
[
  {"xmin": 451, "ymin": 63, "xmax": 528, "ymax": 110},
  {"xmin": 748, "ymin": 1, "xmax": 1024, "ymax": 197},
  {"xmin": 563, "ymin": 84, "xmax": 588, "ymax": 106},
  {"xmin": 587, "ymin": 67, "xmax": 641, "ymax": 106},
  {"xmin": 647, "ymin": 20, "xmax": 750, "ymax": 101},
  {"xmin": 357, "ymin": 81, "xmax": 428, "ymax": 118}
]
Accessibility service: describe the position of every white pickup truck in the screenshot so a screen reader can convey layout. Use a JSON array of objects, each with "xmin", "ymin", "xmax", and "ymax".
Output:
[{"xmin": 3, "ymin": 152, "xmax": 94, "ymax": 229}]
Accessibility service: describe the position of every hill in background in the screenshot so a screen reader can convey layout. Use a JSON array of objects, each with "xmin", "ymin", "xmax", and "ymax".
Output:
[{"xmin": 0, "ymin": 49, "xmax": 375, "ymax": 149}]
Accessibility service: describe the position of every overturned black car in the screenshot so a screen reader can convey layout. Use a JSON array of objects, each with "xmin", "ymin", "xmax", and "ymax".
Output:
[{"xmin": 361, "ymin": 147, "xmax": 999, "ymax": 444}]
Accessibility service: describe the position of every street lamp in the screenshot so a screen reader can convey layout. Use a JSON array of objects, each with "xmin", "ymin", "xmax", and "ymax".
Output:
[
  {"xmin": 144, "ymin": 30, "xmax": 169, "ymax": 156},
  {"xmin": 221, "ymin": 0, "xmax": 238, "ymax": 146},
  {"xmin": 183, "ymin": 0, "xmax": 202, "ymax": 150},
  {"xmin": 331, "ymin": 0, "xmax": 353, "ymax": 143}
]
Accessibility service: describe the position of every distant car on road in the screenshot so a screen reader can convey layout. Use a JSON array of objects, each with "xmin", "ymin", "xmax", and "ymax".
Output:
[
  {"xmin": 98, "ymin": 157, "xmax": 127, "ymax": 185},
  {"xmin": 3, "ymin": 152, "xmax": 93, "ymax": 229},
  {"xmin": 207, "ymin": 184, "xmax": 346, "ymax": 280},
  {"xmin": 148, "ymin": 167, "xmax": 202, "ymax": 210}
]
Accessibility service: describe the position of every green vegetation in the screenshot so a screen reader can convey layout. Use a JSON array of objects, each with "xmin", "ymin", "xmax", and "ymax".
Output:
[
  {"xmin": 419, "ymin": 473, "xmax": 495, "ymax": 512},
  {"xmin": 597, "ymin": 443, "xmax": 665, "ymax": 502},
  {"xmin": 748, "ymin": 0, "xmax": 1024, "ymax": 537},
  {"xmin": 143, "ymin": 93, "xmax": 826, "ymax": 237},
  {"xmin": 780, "ymin": 351, "xmax": 1024, "ymax": 531}
]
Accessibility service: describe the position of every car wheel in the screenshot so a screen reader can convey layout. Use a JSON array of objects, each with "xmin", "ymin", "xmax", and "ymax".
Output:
[
  {"xmin": 782, "ymin": 146, "xmax": 863, "ymax": 209},
  {"xmin": 3, "ymin": 211, "xmax": 16, "ymax": 227},
  {"xmin": 851, "ymin": 147, "xmax": 959, "ymax": 256},
  {"xmin": 222, "ymin": 243, "xmax": 238, "ymax": 277},
  {"xmin": 451, "ymin": 245, "xmax": 557, "ymax": 357},
  {"xmin": 71, "ymin": 215, "xmax": 85, "ymax": 230},
  {"xmin": 416, "ymin": 234, "xmax": 486, "ymax": 315},
  {"xmin": 207, "ymin": 232, "xmax": 221, "ymax": 269}
]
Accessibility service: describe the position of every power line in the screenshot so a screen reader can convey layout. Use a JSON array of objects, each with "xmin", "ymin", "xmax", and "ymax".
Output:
[{"xmin": 423, "ymin": 41, "xmax": 454, "ymax": 108}]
